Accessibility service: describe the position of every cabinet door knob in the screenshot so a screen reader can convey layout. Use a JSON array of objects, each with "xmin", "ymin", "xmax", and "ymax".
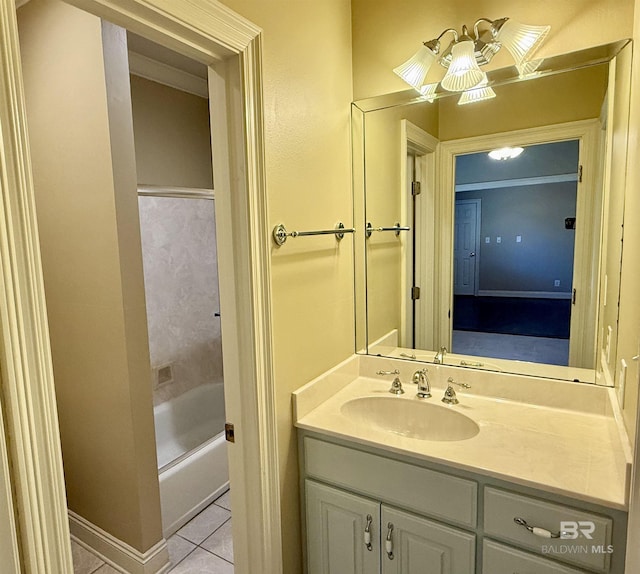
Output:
[
  {"xmin": 385, "ymin": 522, "xmax": 394, "ymax": 560},
  {"xmin": 364, "ymin": 514, "xmax": 372, "ymax": 551}
]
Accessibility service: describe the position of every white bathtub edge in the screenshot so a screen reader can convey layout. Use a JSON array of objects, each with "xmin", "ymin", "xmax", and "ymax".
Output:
[{"xmin": 159, "ymin": 434, "xmax": 229, "ymax": 537}]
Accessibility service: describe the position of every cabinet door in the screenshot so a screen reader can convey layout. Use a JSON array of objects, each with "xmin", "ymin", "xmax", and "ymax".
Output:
[
  {"xmin": 381, "ymin": 506, "xmax": 475, "ymax": 574},
  {"xmin": 306, "ymin": 480, "xmax": 380, "ymax": 574}
]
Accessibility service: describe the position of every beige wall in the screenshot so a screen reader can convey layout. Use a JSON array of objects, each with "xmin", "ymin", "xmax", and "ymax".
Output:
[
  {"xmin": 619, "ymin": 2, "xmax": 640, "ymax": 443},
  {"xmin": 438, "ymin": 65, "xmax": 608, "ymax": 141},
  {"xmin": 217, "ymin": 1, "xmax": 353, "ymax": 572},
  {"xmin": 352, "ymin": 0, "xmax": 634, "ymax": 100},
  {"xmin": 129, "ymin": 75, "xmax": 213, "ymax": 188},
  {"xmin": 363, "ymin": 102, "xmax": 437, "ymax": 344},
  {"xmin": 18, "ymin": 0, "xmax": 162, "ymax": 552}
]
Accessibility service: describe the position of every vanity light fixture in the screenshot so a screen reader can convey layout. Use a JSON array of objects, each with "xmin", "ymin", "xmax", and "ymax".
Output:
[
  {"xmin": 488, "ymin": 146, "xmax": 524, "ymax": 160},
  {"xmin": 394, "ymin": 17, "xmax": 550, "ymax": 95},
  {"xmin": 457, "ymin": 73, "xmax": 496, "ymax": 105}
]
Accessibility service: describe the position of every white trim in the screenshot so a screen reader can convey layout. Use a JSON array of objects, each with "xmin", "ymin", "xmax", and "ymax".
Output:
[
  {"xmin": 400, "ymin": 120, "xmax": 439, "ymax": 352},
  {"xmin": 438, "ymin": 119, "xmax": 601, "ymax": 373},
  {"xmin": 128, "ymin": 51, "xmax": 209, "ymax": 98},
  {"xmin": 1, "ymin": 1, "xmax": 280, "ymax": 573},
  {"xmin": 476, "ymin": 290, "xmax": 573, "ymax": 299},
  {"xmin": 0, "ymin": 2, "xmax": 73, "ymax": 571},
  {"xmin": 455, "ymin": 172, "xmax": 578, "ymax": 192},
  {"xmin": 69, "ymin": 512, "xmax": 170, "ymax": 574},
  {"xmin": 0, "ymin": 398, "xmax": 20, "ymax": 573}
]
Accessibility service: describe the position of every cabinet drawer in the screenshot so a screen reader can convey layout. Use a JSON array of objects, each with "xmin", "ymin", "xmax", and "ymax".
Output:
[
  {"xmin": 304, "ymin": 437, "xmax": 477, "ymax": 528},
  {"xmin": 484, "ymin": 487, "xmax": 612, "ymax": 572},
  {"xmin": 483, "ymin": 540, "xmax": 588, "ymax": 574}
]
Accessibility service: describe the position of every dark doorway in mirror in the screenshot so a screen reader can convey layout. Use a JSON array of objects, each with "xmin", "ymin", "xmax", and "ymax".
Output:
[
  {"xmin": 450, "ymin": 140, "xmax": 579, "ymax": 366},
  {"xmin": 453, "ymin": 295, "xmax": 570, "ymax": 339}
]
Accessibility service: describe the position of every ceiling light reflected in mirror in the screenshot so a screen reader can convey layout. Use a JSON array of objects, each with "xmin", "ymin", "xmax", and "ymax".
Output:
[{"xmin": 488, "ymin": 146, "xmax": 524, "ymax": 160}]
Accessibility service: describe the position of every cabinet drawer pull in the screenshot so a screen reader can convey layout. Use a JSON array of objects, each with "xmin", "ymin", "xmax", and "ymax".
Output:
[
  {"xmin": 385, "ymin": 522, "xmax": 394, "ymax": 560},
  {"xmin": 364, "ymin": 514, "xmax": 372, "ymax": 551},
  {"xmin": 514, "ymin": 517, "xmax": 565, "ymax": 539}
]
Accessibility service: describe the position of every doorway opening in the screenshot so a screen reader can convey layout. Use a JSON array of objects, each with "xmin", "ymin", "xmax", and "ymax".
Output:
[
  {"xmin": 451, "ymin": 139, "xmax": 580, "ymax": 366},
  {"xmin": 15, "ymin": 4, "xmax": 241, "ymax": 571}
]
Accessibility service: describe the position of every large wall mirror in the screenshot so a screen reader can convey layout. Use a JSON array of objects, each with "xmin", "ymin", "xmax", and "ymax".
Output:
[{"xmin": 352, "ymin": 40, "xmax": 632, "ymax": 384}]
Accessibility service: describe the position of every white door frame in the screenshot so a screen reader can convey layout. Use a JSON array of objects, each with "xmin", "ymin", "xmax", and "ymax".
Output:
[
  {"xmin": 0, "ymin": 1, "xmax": 280, "ymax": 572},
  {"xmin": 400, "ymin": 120, "xmax": 439, "ymax": 351},
  {"xmin": 437, "ymin": 119, "xmax": 601, "ymax": 369}
]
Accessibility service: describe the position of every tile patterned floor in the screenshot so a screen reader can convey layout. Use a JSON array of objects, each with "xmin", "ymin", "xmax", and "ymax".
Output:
[{"xmin": 72, "ymin": 489, "xmax": 233, "ymax": 573}]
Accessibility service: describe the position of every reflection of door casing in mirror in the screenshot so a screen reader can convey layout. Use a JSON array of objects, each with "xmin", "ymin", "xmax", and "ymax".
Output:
[
  {"xmin": 437, "ymin": 120, "xmax": 601, "ymax": 370},
  {"xmin": 400, "ymin": 120, "xmax": 439, "ymax": 351}
]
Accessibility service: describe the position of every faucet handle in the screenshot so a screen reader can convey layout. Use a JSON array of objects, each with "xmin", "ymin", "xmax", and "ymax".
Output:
[
  {"xmin": 447, "ymin": 376, "xmax": 471, "ymax": 389},
  {"xmin": 388, "ymin": 377, "xmax": 405, "ymax": 395},
  {"xmin": 376, "ymin": 369, "xmax": 400, "ymax": 376},
  {"xmin": 442, "ymin": 385, "xmax": 459, "ymax": 405}
]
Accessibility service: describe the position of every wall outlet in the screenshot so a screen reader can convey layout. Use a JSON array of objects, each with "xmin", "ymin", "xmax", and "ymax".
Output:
[
  {"xmin": 485, "ymin": 236, "xmax": 490, "ymax": 243},
  {"xmin": 496, "ymin": 236, "xmax": 502, "ymax": 244},
  {"xmin": 554, "ymin": 280, "xmax": 561, "ymax": 287}
]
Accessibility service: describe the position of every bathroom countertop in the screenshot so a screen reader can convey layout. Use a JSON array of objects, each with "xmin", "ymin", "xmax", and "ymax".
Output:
[{"xmin": 294, "ymin": 369, "xmax": 630, "ymax": 511}]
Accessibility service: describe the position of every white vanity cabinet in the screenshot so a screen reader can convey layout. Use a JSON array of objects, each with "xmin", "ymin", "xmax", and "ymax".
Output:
[
  {"xmin": 299, "ymin": 433, "xmax": 628, "ymax": 574},
  {"xmin": 306, "ymin": 480, "xmax": 475, "ymax": 574}
]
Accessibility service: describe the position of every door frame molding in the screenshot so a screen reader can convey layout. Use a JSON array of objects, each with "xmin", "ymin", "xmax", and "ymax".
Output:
[
  {"xmin": 400, "ymin": 120, "xmax": 439, "ymax": 351},
  {"xmin": 0, "ymin": 1, "xmax": 280, "ymax": 572},
  {"xmin": 437, "ymin": 119, "xmax": 601, "ymax": 368}
]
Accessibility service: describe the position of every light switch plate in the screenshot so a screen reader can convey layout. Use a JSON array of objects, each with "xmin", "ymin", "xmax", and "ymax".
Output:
[
  {"xmin": 496, "ymin": 236, "xmax": 501, "ymax": 244},
  {"xmin": 516, "ymin": 235, "xmax": 522, "ymax": 243}
]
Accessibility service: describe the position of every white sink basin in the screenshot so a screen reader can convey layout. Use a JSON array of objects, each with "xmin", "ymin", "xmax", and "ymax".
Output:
[{"xmin": 341, "ymin": 396, "xmax": 480, "ymax": 441}]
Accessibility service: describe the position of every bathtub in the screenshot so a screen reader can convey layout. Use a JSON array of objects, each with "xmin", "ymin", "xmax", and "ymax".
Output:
[{"xmin": 154, "ymin": 383, "xmax": 229, "ymax": 536}]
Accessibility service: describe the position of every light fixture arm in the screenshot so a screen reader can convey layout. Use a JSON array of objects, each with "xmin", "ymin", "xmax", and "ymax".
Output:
[{"xmin": 424, "ymin": 27, "xmax": 459, "ymax": 53}]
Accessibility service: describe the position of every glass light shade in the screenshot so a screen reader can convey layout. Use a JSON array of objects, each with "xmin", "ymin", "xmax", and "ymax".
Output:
[
  {"xmin": 419, "ymin": 82, "xmax": 439, "ymax": 102},
  {"xmin": 393, "ymin": 45, "xmax": 438, "ymax": 89},
  {"xmin": 458, "ymin": 74, "xmax": 496, "ymax": 105},
  {"xmin": 488, "ymin": 146, "xmax": 524, "ymax": 160},
  {"xmin": 495, "ymin": 19, "xmax": 550, "ymax": 66},
  {"xmin": 517, "ymin": 58, "xmax": 544, "ymax": 78},
  {"xmin": 440, "ymin": 40, "xmax": 484, "ymax": 92}
]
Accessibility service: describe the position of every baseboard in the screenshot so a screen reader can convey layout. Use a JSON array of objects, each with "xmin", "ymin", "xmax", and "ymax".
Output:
[
  {"xmin": 476, "ymin": 290, "xmax": 572, "ymax": 300},
  {"xmin": 69, "ymin": 511, "xmax": 170, "ymax": 574}
]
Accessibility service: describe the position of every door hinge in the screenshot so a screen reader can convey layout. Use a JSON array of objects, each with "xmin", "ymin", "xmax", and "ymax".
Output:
[
  {"xmin": 411, "ymin": 181, "xmax": 421, "ymax": 196},
  {"xmin": 225, "ymin": 422, "xmax": 235, "ymax": 443},
  {"xmin": 411, "ymin": 286, "xmax": 421, "ymax": 300},
  {"xmin": 572, "ymin": 288, "xmax": 577, "ymax": 305},
  {"xmin": 578, "ymin": 165, "xmax": 583, "ymax": 183}
]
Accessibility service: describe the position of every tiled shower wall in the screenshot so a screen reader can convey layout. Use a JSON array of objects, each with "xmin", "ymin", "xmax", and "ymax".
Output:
[{"xmin": 138, "ymin": 196, "xmax": 223, "ymax": 406}]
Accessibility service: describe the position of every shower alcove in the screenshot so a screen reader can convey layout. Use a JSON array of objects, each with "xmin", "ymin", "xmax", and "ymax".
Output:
[{"xmin": 128, "ymin": 34, "xmax": 230, "ymax": 536}]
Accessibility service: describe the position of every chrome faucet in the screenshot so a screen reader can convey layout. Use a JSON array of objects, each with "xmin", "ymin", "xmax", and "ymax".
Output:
[
  {"xmin": 434, "ymin": 346, "xmax": 447, "ymax": 364},
  {"xmin": 441, "ymin": 385, "xmax": 459, "ymax": 405},
  {"xmin": 388, "ymin": 377, "xmax": 405, "ymax": 395},
  {"xmin": 447, "ymin": 376, "xmax": 471, "ymax": 389},
  {"xmin": 376, "ymin": 370, "xmax": 405, "ymax": 395},
  {"xmin": 412, "ymin": 368, "xmax": 431, "ymax": 399}
]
